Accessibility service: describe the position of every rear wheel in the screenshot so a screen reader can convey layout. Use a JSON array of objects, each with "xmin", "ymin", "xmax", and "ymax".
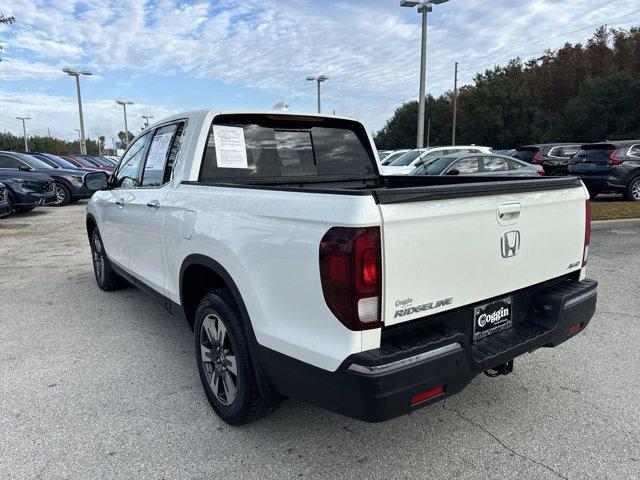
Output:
[
  {"xmin": 624, "ymin": 176, "xmax": 640, "ymax": 202},
  {"xmin": 53, "ymin": 182, "xmax": 71, "ymax": 206},
  {"xmin": 587, "ymin": 189, "xmax": 600, "ymax": 200},
  {"xmin": 6, "ymin": 194, "xmax": 14, "ymax": 215},
  {"xmin": 90, "ymin": 229, "xmax": 128, "ymax": 291},
  {"xmin": 195, "ymin": 290, "xmax": 278, "ymax": 425}
]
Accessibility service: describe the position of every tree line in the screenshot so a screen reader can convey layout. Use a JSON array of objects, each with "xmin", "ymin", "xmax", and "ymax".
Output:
[
  {"xmin": 374, "ymin": 27, "xmax": 640, "ymax": 150},
  {"xmin": 0, "ymin": 131, "xmax": 135, "ymax": 156}
]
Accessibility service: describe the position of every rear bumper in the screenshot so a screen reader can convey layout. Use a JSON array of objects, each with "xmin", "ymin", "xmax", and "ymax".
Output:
[
  {"xmin": 259, "ymin": 277, "xmax": 597, "ymax": 422},
  {"xmin": 569, "ymin": 172, "xmax": 625, "ymax": 193}
]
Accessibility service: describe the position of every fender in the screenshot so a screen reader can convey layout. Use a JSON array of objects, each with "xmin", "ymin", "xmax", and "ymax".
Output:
[{"xmin": 178, "ymin": 254, "xmax": 279, "ymax": 401}]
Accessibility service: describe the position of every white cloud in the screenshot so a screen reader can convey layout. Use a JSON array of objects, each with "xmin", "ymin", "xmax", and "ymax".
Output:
[{"xmin": 1, "ymin": 0, "xmax": 640, "ymax": 132}]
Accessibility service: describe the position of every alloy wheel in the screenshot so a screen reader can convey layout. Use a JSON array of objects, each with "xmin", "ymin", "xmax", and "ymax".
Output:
[
  {"xmin": 200, "ymin": 313, "xmax": 238, "ymax": 406},
  {"xmin": 54, "ymin": 184, "xmax": 66, "ymax": 205},
  {"xmin": 92, "ymin": 234, "xmax": 105, "ymax": 284},
  {"xmin": 632, "ymin": 179, "xmax": 640, "ymax": 201}
]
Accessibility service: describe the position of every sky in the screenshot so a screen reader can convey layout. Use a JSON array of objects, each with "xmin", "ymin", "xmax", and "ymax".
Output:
[{"xmin": 0, "ymin": 0, "xmax": 639, "ymax": 143}]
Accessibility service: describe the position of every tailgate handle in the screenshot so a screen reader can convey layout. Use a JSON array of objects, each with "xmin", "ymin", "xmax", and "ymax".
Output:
[{"xmin": 497, "ymin": 203, "xmax": 521, "ymax": 224}]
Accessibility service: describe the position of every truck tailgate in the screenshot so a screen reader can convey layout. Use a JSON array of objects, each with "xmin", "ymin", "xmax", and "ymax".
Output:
[{"xmin": 378, "ymin": 182, "xmax": 587, "ymax": 326}]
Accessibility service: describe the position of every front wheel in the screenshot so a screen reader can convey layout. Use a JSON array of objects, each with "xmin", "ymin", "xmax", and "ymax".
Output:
[
  {"xmin": 195, "ymin": 290, "xmax": 278, "ymax": 425},
  {"xmin": 53, "ymin": 182, "xmax": 71, "ymax": 206},
  {"xmin": 624, "ymin": 176, "xmax": 640, "ymax": 202}
]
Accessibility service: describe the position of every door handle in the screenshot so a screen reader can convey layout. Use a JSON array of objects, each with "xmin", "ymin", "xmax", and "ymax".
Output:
[
  {"xmin": 115, "ymin": 198, "xmax": 125, "ymax": 206},
  {"xmin": 146, "ymin": 200, "xmax": 160, "ymax": 209}
]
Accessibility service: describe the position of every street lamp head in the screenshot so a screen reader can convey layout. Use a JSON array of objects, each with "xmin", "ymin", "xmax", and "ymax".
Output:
[
  {"xmin": 306, "ymin": 76, "xmax": 316, "ymax": 81},
  {"xmin": 116, "ymin": 100, "xmax": 134, "ymax": 106},
  {"xmin": 317, "ymin": 75, "xmax": 329, "ymax": 82},
  {"xmin": 80, "ymin": 71, "xmax": 92, "ymax": 76},
  {"xmin": 400, "ymin": 0, "xmax": 421, "ymax": 6},
  {"xmin": 63, "ymin": 68, "xmax": 77, "ymax": 76}
]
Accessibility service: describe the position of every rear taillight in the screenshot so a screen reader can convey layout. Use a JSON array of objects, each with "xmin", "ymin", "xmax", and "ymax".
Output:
[
  {"xmin": 533, "ymin": 151, "xmax": 543, "ymax": 164},
  {"xmin": 583, "ymin": 200, "xmax": 591, "ymax": 266},
  {"xmin": 410, "ymin": 385, "xmax": 445, "ymax": 405},
  {"xmin": 608, "ymin": 149, "xmax": 622, "ymax": 165},
  {"xmin": 536, "ymin": 168, "xmax": 545, "ymax": 176},
  {"xmin": 319, "ymin": 226, "xmax": 382, "ymax": 330}
]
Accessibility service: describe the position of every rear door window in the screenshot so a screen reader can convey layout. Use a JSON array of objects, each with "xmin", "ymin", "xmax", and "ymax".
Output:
[
  {"xmin": 628, "ymin": 145, "xmax": 640, "ymax": 158},
  {"xmin": 573, "ymin": 146, "xmax": 615, "ymax": 164},
  {"xmin": 512, "ymin": 149, "xmax": 537, "ymax": 162},
  {"xmin": 451, "ymin": 157, "xmax": 480, "ymax": 174},
  {"xmin": 482, "ymin": 156, "xmax": 509, "ymax": 172},
  {"xmin": 200, "ymin": 114, "xmax": 376, "ymax": 181},
  {"xmin": 0, "ymin": 154, "xmax": 24, "ymax": 169}
]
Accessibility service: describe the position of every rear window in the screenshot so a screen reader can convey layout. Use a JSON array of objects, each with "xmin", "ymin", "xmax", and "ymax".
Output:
[
  {"xmin": 389, "ymin": 150, "xmax": 424, "ymax": 166},
  {"xmin": 512, "ymin": 149, "xmax": 538, "ymax": 161},
  {"xmin": 573, "ymin": 145, "xmax": 615, "ymax": 163},
  {"xmin": 200, "ymin": 114, "xmax": 376, "ymax": 181}
]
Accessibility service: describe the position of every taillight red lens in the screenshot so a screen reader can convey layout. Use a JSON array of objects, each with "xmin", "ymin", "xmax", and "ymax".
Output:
[
  {"xmin": 583, "ymin": 200, "xmax": 591, "ymax": 266},
  {"xmin": 536, "ymin": 168, "xmax": 545, "ymax": 176},
  {"xmin": 410, "ymin": 385, "xmax": 445, "ymax": 405},
  {"xmin": 319, "ymin": 227, "xmax": 382, "ymax": 330},
  {"xmin": 608, "ymin": 149, "xmax": 622, "ymax": 165},
  {"xmin": 533, "ymin": 151, "xmax": 543, "ymax": 164}
]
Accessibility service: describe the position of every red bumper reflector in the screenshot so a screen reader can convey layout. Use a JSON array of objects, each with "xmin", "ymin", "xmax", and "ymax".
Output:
[
  {"xmin": 410, "ymin": 385, "xmax": 445, "ymax": 405},
  {"xmin": 567, "ymin": 323, "xmax": 583, "ymax": 335}
]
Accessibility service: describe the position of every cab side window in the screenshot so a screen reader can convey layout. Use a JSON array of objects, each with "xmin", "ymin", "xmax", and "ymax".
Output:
[
  {"xmin": 141, "ymin": 122, "xmax": 185, "ymax": 187},
  {"xmin": 115, "ymin": 132, "xmax": 151, "ymax": 188}
]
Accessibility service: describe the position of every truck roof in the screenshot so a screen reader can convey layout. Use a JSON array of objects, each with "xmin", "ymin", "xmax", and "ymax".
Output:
[{"xmin": 146, "ymin": 109, "xmax": 361, "ymax": 133}]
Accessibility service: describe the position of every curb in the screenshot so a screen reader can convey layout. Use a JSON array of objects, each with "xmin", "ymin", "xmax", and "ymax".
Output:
[{"xmin": 591, "ymin": 218, "xmax": 640, "ymax": 231}]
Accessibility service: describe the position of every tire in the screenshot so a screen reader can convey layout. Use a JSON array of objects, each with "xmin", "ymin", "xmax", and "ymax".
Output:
[
  {"xmin": 90, "ymin": 228, "xmax": 128, "ymax": 291},
  {"xmin": 17, "ymin": 205, "xmax": 36, "ymax": 212},
  {"xmin": 6, "ymin": 193, "xmax": 14, "ymax": 215},
  {"xmin": 623, "ymin": 176, "xmax": 640, "ymax": 202},
  {"xmin": 53, "ymin": 182, "xmax": 71, "ymax": 206},
  {"xmin": 194, "ymin": 289, "xmax": 278, "ymax": 425}
]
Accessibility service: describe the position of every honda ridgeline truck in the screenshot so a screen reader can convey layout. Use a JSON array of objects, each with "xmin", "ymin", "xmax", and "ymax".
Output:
[{"xmin": 84, "ymin": 110, "xmax": 597, "ymax": 425}]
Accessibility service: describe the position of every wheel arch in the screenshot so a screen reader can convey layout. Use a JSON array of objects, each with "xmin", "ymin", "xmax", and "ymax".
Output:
[
  {"xmin": 86, "ymin": 213, "xmax": 98, "ymax": 241},
  {"xmin": 179, "ymin": 254, "xmax": 278, "ymax": 400}
]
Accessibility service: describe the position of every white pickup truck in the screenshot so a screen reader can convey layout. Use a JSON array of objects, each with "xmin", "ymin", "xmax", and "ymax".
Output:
[{"xmin": 84, "ymin": 110, "xmax": 597, "ymax": 425}]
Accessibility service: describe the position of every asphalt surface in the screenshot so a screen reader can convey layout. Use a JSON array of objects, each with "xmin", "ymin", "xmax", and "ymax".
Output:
[{"xmin": 1, "ymin": 203, "xmax": 639, "ymax": 480}]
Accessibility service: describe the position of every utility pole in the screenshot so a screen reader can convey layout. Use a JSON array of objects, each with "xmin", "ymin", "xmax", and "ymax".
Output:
[
  {"xmin": 306, "ymin": 75, "xmax": 329, "ymax": 113},
  {"xmin": 452, "ymin": 61, "xmax": 458, "ymax": 146},
  {"xmin": 116, "ymin": 100, "xmax": 134, "ymax": 146},
  {"xmin": 63, "ymin": 69, "xmax": 92, "ymax": 154},
  {"xmin": 75, "ymin": 129, "xmax": 82, "ymax": 153},
  {"xmin": 400, "ymin": 0, "xmax": 450, "ymax": 148},
  {"xmin": 141, "ymin": 115, "xmax": 154, "ymax": 128},
  {"xmin": 16, "ymin": 117, "xmax": 30, "ymax": 152},
  {"xmin": 97, "ymin": 134, "xmax": 102, "ymax": 155},
  {"xmin": 47, "ymin": 127, "xmax": 51, "ymax": 138},
  {"xmin": 111, "ymin": 136, "xmax": 116, "ymax": 154}
]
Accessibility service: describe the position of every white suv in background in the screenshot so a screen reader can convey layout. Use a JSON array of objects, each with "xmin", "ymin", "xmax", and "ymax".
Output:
[{"xmin": 381, "ymin": 145, "xmax": 492, "ymax": 175}]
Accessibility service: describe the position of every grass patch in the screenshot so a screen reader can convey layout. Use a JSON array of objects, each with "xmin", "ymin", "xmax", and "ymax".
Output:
[{"xmin": 591, "ymin": 202, "xmax": 640, "ymax": 221}]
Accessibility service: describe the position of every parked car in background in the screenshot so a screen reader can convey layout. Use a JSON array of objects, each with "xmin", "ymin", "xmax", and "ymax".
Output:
[
  {"xmin": 30, "ymin": 152, "xmax": 98, "ymax": 173},
  {"xmin": 98, "ymin": 156, "xmax": 119, "ymax": 167},
  {"xmin": 410, "ymin": 153, "xmax": 544, "ymax": 177},
  {"xmin": 377, "ymin": 150, "xmax": 391, "ymax": 161},
  {"xmin": 62, "ymin": 155, "xmax": 114, "ymax": 173},
  {"xmin": 382, "ymin": 145, "xmax": 492, "ymax": 175},
  {"xmin": 0, "ymin": 169, "xmax": 56, "ymax": 212},
  {"xmin": 380, "ymin": 149, "xmax": 410, "ymax": 166},
  {"xmin": 512, "ymin": 144, "xmax": 581, "ymax": 175},
  {"xmin": 0, "ymin": 182, "xmax": 10, "ymax": 218},
  {"xmin": 0, "ymin": 151, "xmax": 92, "ymax": 206},
  {"xmin": 569, "ymin": 140, "xmax": 640, "ymax": 201}
]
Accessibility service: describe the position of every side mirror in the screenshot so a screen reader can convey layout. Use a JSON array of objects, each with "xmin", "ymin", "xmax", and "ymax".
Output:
[
  {"xmin": 19, "ymin": 164, "xmax": 33, "ymax": 172},
  {"xmin": 83, "ymin": 171, "xmax": 109, "ymax": 191},
  {"xmin": 447, "ymin": 168, "xmax": 460, "ymax": 176}
]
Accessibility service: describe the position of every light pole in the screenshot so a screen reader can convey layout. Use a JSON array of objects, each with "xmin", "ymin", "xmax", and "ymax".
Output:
[
  {"xmin": 116, "ymin": 100, "xmax": 134, "ymax": 146},
  {"xmin": 452, "ymin": 61, "xmax": 458, "ymax": 145},
  {"xmin": 141, "ymin": 115, "xmax": 154, "ymax": 128},
  {"xmin": 16, "ymin": 117, "xmax": 30, "ymax": 152},
  {"xmin": 306, "ymin": 75, "xmax": 329, "ymax": 114},
  {"xmin": 63, "ymin": 68, "xmax": 92, "ymax": 155},
  {"xmin": 400, "ymin": 0, "xmax": 449, "ymax": 148},
  {"xmin": 74, "ymin": 129, "xmax": 82, "ymax": 153}
]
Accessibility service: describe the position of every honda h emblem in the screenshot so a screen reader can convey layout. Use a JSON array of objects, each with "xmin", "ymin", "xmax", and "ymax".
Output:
[{"xmin": 501, "ymin": 231, "xmax": 521, "ymax": 258}]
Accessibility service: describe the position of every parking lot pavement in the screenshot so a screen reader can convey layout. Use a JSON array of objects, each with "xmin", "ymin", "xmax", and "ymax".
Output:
[{"xmin": 1, "ymin": 204, "xmax": 639, "ymax": 480}]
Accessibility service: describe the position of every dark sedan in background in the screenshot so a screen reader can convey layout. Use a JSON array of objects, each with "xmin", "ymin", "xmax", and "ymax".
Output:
[
  {"xmin": 0, "ymin": 169, "xmax": 57, "ymax": 213},
  {"xmin": 0, "ymin": 151, "xmax": 92, "ymax": 206},
  {"xmin": 410, "ymin": 153, "xmax": 544, "ymax": 177},
  {"xmin": 569, "ymin": 140, "xmax": 640, "ymax": 201}
]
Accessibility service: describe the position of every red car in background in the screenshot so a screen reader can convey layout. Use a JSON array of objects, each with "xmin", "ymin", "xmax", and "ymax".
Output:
[{"xmin": 62, "ymin": 155, "xmax": 115, "ymax": 173}]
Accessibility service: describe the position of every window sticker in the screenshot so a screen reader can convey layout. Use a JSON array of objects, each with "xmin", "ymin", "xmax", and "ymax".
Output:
[
  {"xmin": 213, "ymin": 125, "xmax": 248, "ymax": 169},
  {"xmin": 146, "ymin": 131, "xmax": 174, "ymax": 171}
]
